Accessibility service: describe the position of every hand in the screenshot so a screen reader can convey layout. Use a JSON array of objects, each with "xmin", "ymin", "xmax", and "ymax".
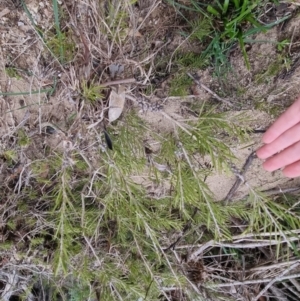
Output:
[{"xmin": 256, "ymin": 96, "xmax": 300, "ymax": 178}]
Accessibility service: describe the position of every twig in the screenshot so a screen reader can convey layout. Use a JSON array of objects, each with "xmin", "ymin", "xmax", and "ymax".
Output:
[
  {"xmin": 101, "ymin": 78, "xmax": 136, "ymax": 87},
  {"xmin": 289, "ymin": 25, "xmax": 296, "ymax": 56},
  {"xmin": 223, "ymin": 151, "xmax": 256, "ymax": 203},
  {"xmin": 213, "ymin": 236, "xmax": 300, "ymax": 249},
  {"xmin": 165, "ymin": 95, "xmax": 200, "ymax": 100},
  {"xmin": 139, "ymin": 39, "xmax": 172, "ymax": 65},
  {"xmin": 262, "ymin": 186, "xmax": 300, "ymax": 197},
  {"xmin": 186, "ymin": 72, "xmax": 233, "ymax": 106},
  {"xmin": 248, "ymin": 260, "xmax": 300, "ymax": 273},
  {"xmin": 2, "ymin": 111, "xmax": 30, "ymax": 138},
  {"xmin": 224, "ymin": 185, "xmax": 300, "ymax": 205},
  {"xmin": 83, "ymin": 235, "xmax": 104, "ymax": 268},
  {"xmin": 160, "ymin": 111, "xmax": 195, "ymax": 138},
  {"xmin": 269, "ymin": 286, "xmax": 289, "ymax": 301},
  {"xmin": 163, "ymin": 208, "xmax": 198, "ymax": 252},
  {"xmin": 188, "ymin": 229, "xmax": 300, "ymax": 260},
  {"xmin": 252, "ymin": 261, "xmax": 300, "ymax": 301},
  {"xmin": 78, "ymin": 26, "xmax": 91, "ymax": 66},
  {"xmin": 208, "ymin": 272, "xmax": 300, "ymax": 288}
]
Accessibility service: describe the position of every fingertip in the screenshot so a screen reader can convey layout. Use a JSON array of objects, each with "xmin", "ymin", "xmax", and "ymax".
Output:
[
  {"xmin": 256, "ymin": 149, "xmax": 265, "ymax": 159},
  {"xmin": 262, "ymin": 162, "xmax": 273, "ymax": 172},
  {"xmin": 262, "ymin": 130, "xmax": 276, "ymax": 144},
  {"xmin": 256, "ymin": 149, "xmax": 265, "ymax": 160},
  {"xmin": 282, "ymin": 169, "xmax": 298, "ymax": 178},
  {"xmin": 256, "ymin": 146, "xmax": 270, "ymax": 160},
  {"xmin": 282, "ymin": 171, "xmax": 296, "ymax": 178},
  {"xmin": 283, "ymin": 161, "xmax": 300, "ymax": 178}
]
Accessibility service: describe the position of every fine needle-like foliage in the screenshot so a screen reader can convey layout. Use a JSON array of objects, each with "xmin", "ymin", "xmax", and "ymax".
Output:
[{"xmin": 0, "ymin": 0, "xmax": 299, "ymax": 300}]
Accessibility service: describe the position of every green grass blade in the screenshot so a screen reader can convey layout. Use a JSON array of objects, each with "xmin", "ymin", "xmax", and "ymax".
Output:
[
  {"xmin": 21, "ymin": 0, "xmax": 43, "ymax": 38},
  {"xmin": 232, "ymin": 0, "xmax": 240, "ymax": 9},
  {"xmin": 223, "ymin": 0, "xmax": 230, "ymax": 14},
  {"xmin": 241, "ymin": 0, "xmax": 249, "ymax": 14},
  {"xmin": 52, "ymin": 0, "xmax": 60, "ymax": 29},
  {"xmin": 207, "ymin": 5, "xmax": 221, "ymax": 17},
  {"xmin": 238, "ymin": 30, "xmax": 250, "ymax": 69},
  {"xmin": 0, "ymin": 77, "xmax": 57, "ymax": 97},
  {"xmin": 225, "ymin": 3, "xmax": 257, "ymax": 27}
]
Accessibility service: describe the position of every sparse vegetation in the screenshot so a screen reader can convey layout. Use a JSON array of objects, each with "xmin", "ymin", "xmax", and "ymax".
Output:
[
  {"xmin": 0, "ymin": 0, "xmax": 300, "ymax": 300},
  {"xmin": 5, "ymin": 67, "xmax": 21, "ymax": 79}
]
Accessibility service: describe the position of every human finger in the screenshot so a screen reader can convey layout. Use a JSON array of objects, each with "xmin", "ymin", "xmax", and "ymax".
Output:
[
  {"xmin": 262, "ymin": 97, "xmax": 300, "ymax": 144},
  {"xmin": 283, "ymin": 160, "xmax": 300, "ymax": 178},
  {"xmin": 257, "ymin": 122, "xmax": 300, "ymax": 159},
  {"xmin": 262, "ymin": 140, "xmax": 300, "ymax": 172}
]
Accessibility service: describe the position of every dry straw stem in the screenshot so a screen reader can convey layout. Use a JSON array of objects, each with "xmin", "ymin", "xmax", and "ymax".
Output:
[
  {"xmin": 208, "ymin": 271, "xmax": 300, "ymax": 288},
  {"xmin": 253, "ymin": 261, "xmax": 300, "ymax": 301},
  {"xmin": 188, "ymin": 229, "xmax": 300, "ymax": 261},
  {"xmin": 187, "ymin": 72, "xmax": 233, "ymax": 106},
  {"xmin": 101, "ymin": 77, "xmax": 136, "ymax": 87},
  {"xmin": 224, "ymin": 151, "xmax": 256, "ymax": 203}
]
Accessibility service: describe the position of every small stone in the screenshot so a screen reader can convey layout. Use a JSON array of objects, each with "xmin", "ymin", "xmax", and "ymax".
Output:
[{"xmin": 17, "ymin": 21, "xmax": 24, "ymax": 27}]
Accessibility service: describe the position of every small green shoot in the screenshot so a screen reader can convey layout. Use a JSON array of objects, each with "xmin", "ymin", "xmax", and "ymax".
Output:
[
  {"xmin": 1, "ymin": 150, "xmax": 17, "ymax": 164},
  {"xmin": 47, "ymin": 31, "xmax": 75, "ymax": 63},
  {"xmin": 81, "ymin": 81, "xmax": 105, "ymax": 103},
  {"xmin": 52, "ymin": 0, "xmax": 65, "ymax": 62},
  {"xmin": 5, "ymin": 67, "xmax": 21, "ymax": 79},
  {"xmin": 277, "ymin": 39, "xmax": 290, "ymax": 52}
]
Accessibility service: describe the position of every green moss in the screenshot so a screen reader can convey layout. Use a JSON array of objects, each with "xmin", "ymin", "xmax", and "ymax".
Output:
[{"xmin": 30, "ymin": 237, "xmax": 44, "ymax": 247}]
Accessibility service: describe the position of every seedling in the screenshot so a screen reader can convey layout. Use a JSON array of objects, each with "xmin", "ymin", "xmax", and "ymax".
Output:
[
  {"xmin": 46, "ymin": 31, "xmax": 75, "ymax": 63},
  {"xmin": 5, "ymin": 67, "xmax": 21, "ymax": 79},
  {"xmin": 81, "ymin": 80, "xmax": 105, "ymax": 103},
  {"xmin": 277, "ymin": 39, "xmax": 290, "ymax": 52}
]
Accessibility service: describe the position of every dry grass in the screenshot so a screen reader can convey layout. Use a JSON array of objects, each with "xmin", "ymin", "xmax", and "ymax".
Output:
[{"xmin": 1, "ymin": 0, "xmax": 300, "ymax": 300}]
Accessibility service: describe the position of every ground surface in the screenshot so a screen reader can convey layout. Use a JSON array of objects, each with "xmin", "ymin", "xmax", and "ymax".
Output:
[
  {"xmin": 1, "ymin": 0, "xmax": 300, "ymax": 301},
  {"xmin": 2, "ymin": 1, "xmax": 300, "ymax": 200}
]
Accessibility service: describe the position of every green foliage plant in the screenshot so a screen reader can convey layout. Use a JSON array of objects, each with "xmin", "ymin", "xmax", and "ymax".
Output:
[
  {"xmin": 205, "ymin": 0, "xmax": 290, "ymax": 71},
  {"xmin": 5, "ymin": 67, "xmax": 21, "ymax": 79},
  {"xmin": 81, "ymin": 80, "xmax": 106, "ymax": 103},
  {"xmin": 206, "ymin": 0, "xmax": 267, "ymax": 69},
  {"xmin": 2, "ymin": 1, "xmax": 300, "ymax": 300}
]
